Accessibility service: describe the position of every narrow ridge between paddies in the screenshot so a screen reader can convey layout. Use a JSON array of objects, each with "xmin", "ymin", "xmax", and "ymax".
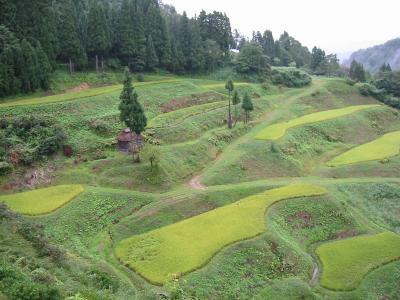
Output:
[
  {"xmin": 0, "ymin": 185, "xmax": 84, "ymax": 216},
  {"xmin": 316, "ymin": 232, "xmax": 400, "ymax": 291},
  {"xmin": 115, "ymin": 183, "xmax": 327, "ymax": 284},
  {"xmin": 328, "ymin": 130, "xmax": 400, "ymax": 167},
  {"xmin": 255, "ymin": 104, "xmax": 380, "ymax": 140}
]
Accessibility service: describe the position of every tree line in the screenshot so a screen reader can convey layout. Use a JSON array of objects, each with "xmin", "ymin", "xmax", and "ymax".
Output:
[
  {"xmin": 0, "ymin": 0, "xmax": 341, "ymax": 98},
  {"xmin": 0, "ymin": 0, "xmax": 233, "ymax": 97}
]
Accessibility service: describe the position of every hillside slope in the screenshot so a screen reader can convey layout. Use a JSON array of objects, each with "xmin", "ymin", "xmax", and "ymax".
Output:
[{"xmin": 345, "ymin": 38, "xmax": 400, "ymax": 73}]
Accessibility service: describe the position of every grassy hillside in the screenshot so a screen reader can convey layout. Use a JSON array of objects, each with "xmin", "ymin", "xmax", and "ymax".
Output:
[{"xmin": 1, "ymin": 71, "xmax": 400, "ymax": 299}]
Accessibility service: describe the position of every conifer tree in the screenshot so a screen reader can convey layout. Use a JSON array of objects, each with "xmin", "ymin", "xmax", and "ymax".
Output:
[
  {"xmin": 225, "ymin": 80, "xmax": 234, "ymax": 128},
  {"xmin": 242, "ymin": 92, "xmax": 254, "ymax": 124},
  {"xmin": 20, "ymin": 39, "xmax": 38, "ymax": 93},
  {"xmin": 146, "ymin": 35, "xmax": 158, "ymax": 71},
  {"xmin": 0, "ymin": 47, "xmax": 17, "ymax": 96},
  {"xmin": 179, "ymin": 12, "xmax": 191, "ymax": 70},
  {"xmin": 132, "ymin": 2, "xmax": 146, "ymax": 71},
  {"xmin": 35, "ymin": 43, "xmax": 52, "ymax": 90},
  {"xmin": 262, "ymin": 30, "xmax": 275, "ymax": 58},
  {"xmin": 58, "ymin": 0, "xmax": 83, "ymax": 74},
  {"xmin": 232, "ymin": 90, "xmax": 241, "ymax": 125},
  {"xmin": 117, "ymin": 0, "xmax": 135, "ymax": 67},
  {"xmin": 119, "ymin": 68, "xmax": 147, "ymax": 162},
  {"xmin": 87, "ymin": 1, "xmax": 110, "ymax": 72}
]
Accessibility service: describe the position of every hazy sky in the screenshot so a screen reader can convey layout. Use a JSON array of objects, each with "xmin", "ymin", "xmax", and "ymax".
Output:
[{"xmin": 165, "ymin": 0, "xmax": 400, "ymax": 56}]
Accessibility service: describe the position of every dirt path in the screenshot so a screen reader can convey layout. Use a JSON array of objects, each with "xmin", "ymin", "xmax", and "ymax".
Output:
[{"xmin": 189, "ymin": 175, "xmax": 208, "ymax": 190}]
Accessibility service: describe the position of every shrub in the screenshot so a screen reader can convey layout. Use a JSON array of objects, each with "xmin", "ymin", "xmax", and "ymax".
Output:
[
  {"xmin": 87, "ymin": 270, "xmax": 119, "ymax": 291},
  {"xmin": 271, "ymin": 68, "xmax": 312, "ymax": 88},
  {"xmin": 0, "ymin": 161, "xmax": 12, "ymax": 175},
  {"xmin": 136, "ymin": 73, "xmax": 145, "ymax": 82},
  {"xmin": 357, "ymin": 83, "xmax": 385, "ymax": 100},
  {"xmin": 0, "ymin": 117, "xmax": 65, "ymax": 168}
]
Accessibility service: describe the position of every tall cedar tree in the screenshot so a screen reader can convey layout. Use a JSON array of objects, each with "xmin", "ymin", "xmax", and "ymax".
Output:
[
  {"xmin": 117, "ymin": 0, "xmax": 135, "ymax": 67},
  {"xmin": 232, "ymin": 90, "xmax": 241, "ymax": 124},
  {"xmin": 119, "ymin": 68, "xmax": 147, "ymax": 161},
  {"xmin": 145, "ymin": 35, "xmax": 158, "ymax": 70},
  {"xmin": 242, "ymin": 92, "xmax": 254, "ymax": 123},
  {"xmin": 35, "ymin": 42, "xmax": 52, "ymax": 90},
  {"xmin": 87, "ymin": 1, "xmax": 110, "ymax": 72},
  {"xmin": 225, "ymin": 80, "xmax": 234, "ymax": 128},
  {"xmin": 132, "ymin": 1, "xmax": 146, "ymax": 72},
  {"xmin": 58, "ymin": 0, "xmax": 83, "ymax": 74},
  {"xmin": 349, "ymin": 60, "xmax": 366, "ymax": 82}
]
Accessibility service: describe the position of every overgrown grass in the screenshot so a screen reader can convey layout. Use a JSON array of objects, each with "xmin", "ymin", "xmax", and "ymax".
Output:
[
  {"xmin": 328, "ymin": 131, "xmax": 400, "ymax": 166},
  {"xmin": 115, "ymin": 184, "xmax": 326, "ymax": 284},
  {"xmin": 0, "ymin": 185, "xmax": 83, "ymax": 215},
  {"xmin": 255, "ymin": 105, "xmax": 380, "ymax": 140},
  {"xmin": 316, "ymin": 232, "xmax": 400, "ymax": 290}
]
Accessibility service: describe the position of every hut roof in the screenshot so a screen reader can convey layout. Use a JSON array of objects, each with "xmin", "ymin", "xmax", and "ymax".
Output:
[
  {"xmin": 117, "ymin": 128, "xmax": 134, "ymax": 142},
  {"xmin": 117, "ymin": 128, "xmax": 145, "ymax": 143}
]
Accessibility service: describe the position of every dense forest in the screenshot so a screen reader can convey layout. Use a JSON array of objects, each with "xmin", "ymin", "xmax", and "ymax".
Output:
[{"xmin": 0, "ymin": 0, "xmax": 344, "ymax": 98}]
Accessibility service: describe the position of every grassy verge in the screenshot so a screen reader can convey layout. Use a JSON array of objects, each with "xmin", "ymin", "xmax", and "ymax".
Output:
[
  {"xmin": 316, "ymin": 232, "xmax": 400, "ymax": 290},
  {"xmin": 115, "ymin": 184, "xmax": 326, "ymax": 284},
  {"xmin": 0, "ymin": 185, "xmax": 83, "ymax": 215}
]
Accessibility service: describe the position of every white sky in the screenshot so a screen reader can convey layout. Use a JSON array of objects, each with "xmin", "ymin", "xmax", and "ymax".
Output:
[{"xmin": 165, "ymin": 0, "xmax": 400, "ymax": 56}]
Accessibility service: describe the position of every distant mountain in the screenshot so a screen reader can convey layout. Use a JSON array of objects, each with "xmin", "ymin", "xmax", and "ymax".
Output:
[{"xmin": 344, "ymin": 38, "xmax": 400, "ymax": 73}]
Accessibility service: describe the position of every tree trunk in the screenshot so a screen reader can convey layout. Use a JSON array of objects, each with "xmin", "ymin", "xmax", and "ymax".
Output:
[
  {"xmin": 95, "ymin": 55, "xmax": 99, "ymax": 73},
  {"xmin": 69, "ymin": 58, "xmax": 73, "ymax": 75},
  {"xmin": 101, "ymin": 56, "xmax": 104, "ymax": 72},
  {"xmin": 228, "ymin": 91, "xmax": 232, "ymax": 129}
]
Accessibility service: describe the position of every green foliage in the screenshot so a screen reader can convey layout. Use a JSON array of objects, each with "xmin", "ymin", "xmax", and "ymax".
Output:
[
  {"xmin": 349, "ymin": 60, "xmax": 367, "ymax": 82},
  {"xmin": 141, "ymin": 144, "xmax": 161, "ymax": 169},
  {"xmin": 118, "ymin": 70, "xmax": 147, "ymax": 134},
  {"xmin": 271, "ymin": 68, "xmax": 312, "ymax": 87},
  {"xmin": 241, "ymin": 92, "xmax": 254, "ymax": 123},
  {"xmin": 374, "ymin": 70, "xmax": 400, "ymax": 97},
  {"xmin": 0, "ymin": 116, "xmax": 65, "ymax": 168},
  {"xmin": 235, "ymin": 42, "xmax": 271, "ymax": 78},
  {"xmin": 0, "ymin": 261, "xmax": 63, "ymax": 300}
]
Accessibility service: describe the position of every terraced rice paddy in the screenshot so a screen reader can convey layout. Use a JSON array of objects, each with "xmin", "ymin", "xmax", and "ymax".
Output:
[
  {"xmin": 316, "ymin": 232, "xmax": 400, "ymax": 290},
  {"xmin": 115, "ymin": 183, "xmax": 326, "ymax": 284},
  {"xmin": 0, "ymin": 185, "xmax": 84, "ymax": 215},
  {"xmin": 328, "ymin": 131, "xmax": 400, "ymax": 166},
  {"xmin": 255, "ymin": 104, "xmax": 380, "ymax": 140}
]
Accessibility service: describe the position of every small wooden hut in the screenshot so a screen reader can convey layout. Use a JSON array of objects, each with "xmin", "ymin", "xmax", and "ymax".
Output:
[{"xmin": 117, "ymin": 128, "xmax": 144, "ymax": 153}]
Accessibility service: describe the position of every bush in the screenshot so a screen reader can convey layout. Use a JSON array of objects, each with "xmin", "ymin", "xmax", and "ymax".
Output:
[
  {"xmin": 357, "ymin": 83, "xmax": 385, "ymax": 100},
  {"xmin": 136, "ymin": 73, "xmax": 145, "ymax": 82},
  {"xmin": 0, "ymin": 161, "xmax": 12, "ymax": 175},
  {"xmin": 271, "ymin": 68, "xmax": 312, "ymax": 88},
  {"xmin": 87, "ymin": 270, "xmax": 119, "ymax": 291},
  {"xmin": 374, "ymin": 71, "xmax": 400, "ymax": 97},
  {"xmin": 0, "ymin": 117, "xmax": 65, "ymax": 168}
]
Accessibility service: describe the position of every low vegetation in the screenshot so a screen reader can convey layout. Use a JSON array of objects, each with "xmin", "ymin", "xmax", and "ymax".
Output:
[
  {"xmin": 0, "ymin": 185, "xmax": 84, "ymax": 215},
  {"xmin": 115, "ymin": 184, "xmax": 326, "ymax": 284},
  {"xmin": 316, "ymin": 232, "xmax": 400, "ymax": 290},
  {"xmin": 328, "ymin": 131, "xmax": 400, "ymax": 166},
  {"xmin": 271, "ymin": 67, "xmax": 312, "ymax": 88},
  {"xmin": 255, "ymin": 104, "xmax": 380, "ymax": 140}
]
